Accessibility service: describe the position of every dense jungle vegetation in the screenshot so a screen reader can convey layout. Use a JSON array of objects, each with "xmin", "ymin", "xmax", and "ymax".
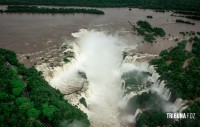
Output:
[
  {"xmin": 135, "ymin": 101, "xmax": 200, "ymax": 127},
  {"xmin": 171, "ymin": 101, "xmax": 200, "ymax": 127},
  {"xmin": 0, "ymin": 0, "xmax": 200, "ymax": 11},
  {"xmin": 127, "ymin": 36, "xmax": 200, "ymax": 127},
  {"xmin": 136, "ymin": 109, "xmax": 173, "ymax": 127},
  {"xmin": 0, "ymin": 48, "xmax": 90, "ymax": 127},
  {"xmin": 129, "ymin": 92, "xmax": 200, "ymax": 127},
  {"xmin": 132, "ymin": 20, "xmax": 166, "ymax": 43},
  {"xmin": 150, "ymin": 37, "xmax": 200, "ymax": 100},
  {"xmin": 0, "ymin": 5, "xmax": 104, "ymax": 14}
]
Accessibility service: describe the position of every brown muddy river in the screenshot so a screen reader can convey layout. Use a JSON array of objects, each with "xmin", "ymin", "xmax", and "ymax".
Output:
[{"xmin": 0, "ymin": 6, "xmax": 200, "ymax": 55}]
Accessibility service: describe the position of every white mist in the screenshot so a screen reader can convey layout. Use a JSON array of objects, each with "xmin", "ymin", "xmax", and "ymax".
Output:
[{"xmin": 73, "ymin": 29, "xmax": 124, "ymax": 127}]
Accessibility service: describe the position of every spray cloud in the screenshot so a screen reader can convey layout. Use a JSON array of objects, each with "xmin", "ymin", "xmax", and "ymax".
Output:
[{"xmin": 73, "ymin": 29, "xmax": 125, "ymax": 127}]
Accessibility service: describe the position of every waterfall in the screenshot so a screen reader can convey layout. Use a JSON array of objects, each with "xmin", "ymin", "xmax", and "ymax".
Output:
[
  {"xmin": 121, "ymin": 109, "xmax": 142, "ymax": 125},
  {"xmin": 148, "ymin": 65, "xmax": 171, "ymax": 101},
  {"xmin": 148, "ymin": 65, "xmax": 187, "ymax": 112},
  {"xmin": 36, "ymin": 29, "xmax": 187, "ymax": 127},
  {"xmin": 174, "ymin": 98, "xmax": 187, "ymax": 112},
  {"xmin": 122, "ymin": 52, "xmax": 187, "ymax": 117}
]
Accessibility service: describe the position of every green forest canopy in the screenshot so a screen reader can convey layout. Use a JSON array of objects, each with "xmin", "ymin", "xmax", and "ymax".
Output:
[
  {"xmin": 131, "ymin": 36, "xmax": 200, "ymax": 126},
  {"xmin": 134, "ymin": 36, "xmax": 200, "ymax": 126},
  {"xmin": 0, "ymin": 48, "xmax": 90, "ymax": 127},
  {"xmin": 132, "ymin": 20, "xmax": 166, "ymax": 43},
  {"xmin": 136, "ymin": 101, "xmax": 200, "ymax": 127},
  {"xmin": 1, "ymin": 5, "xmax": 104, "ymax": 14},
  {"xmin": 0, "ymin": 0, "xmax": 200, "ymax": 11},
  {"xmin": 150, "ymin": 37, "xmax": 200, "ymax": 100}
]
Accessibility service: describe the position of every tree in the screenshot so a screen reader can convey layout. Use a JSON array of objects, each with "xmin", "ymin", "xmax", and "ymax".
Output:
[
  {"xmin": 27, "ymin": 108, "xmax": 40, "ymax": 118},
  {"xmin": 144, "ymin": 34, "xmax": 155, "ymax": 43},
  {"xmin": 12, "ymin": 87, "xmax": 23, "ymax": 96},
  {"xmin": 153, "ymin": 27, "xmax": 166, "ymax": 37},
  {"xmin": 0, "ymin": 48, "xmax": 90, "ymax": 127},
  {"xmin": 42, "ymin": 103, "xmax": 58, "ymax": 120}
]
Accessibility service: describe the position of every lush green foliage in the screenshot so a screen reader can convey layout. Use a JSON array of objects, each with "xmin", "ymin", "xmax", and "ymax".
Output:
[
  {"xmin": 138, "ymin": 37, "xmax": 200, "ymax": 126},
  {"xmin": 133, "ymin": 38, "xmax": 200, "ymax": 125},
  {"xmin": 133, "ymin": 20, "xmax": 165, "ymax": 43},
  {"xmin": 135, "ymin": 101, "xmax": 200, "ymax": 127},
  {"xmin": 136, "ymin": 103, "xmax": 200, "ymax": 127},
  {"xmin": 136, "ymin": 110, "xmax": 172, "ymax": 127},
  {"xmin": 3, "ymin": 5, "xmax": 104, "ymax": 14},
  {"xmin": 192, "ymin": 36, "xmax": 200, "ymax": 57},
  {"xmin": 0, "ymin": 48, "xmax": 90, "ymax": 127},
  {"xmin": 171, "ymin": 101, "xmax": 200, "ymax": 127},
  {"xmin": 144, "ymin": 34, "xmax": 155, "ymax": 43},
  {"xmin": 0, "ymin": 0, "xmax": 200, "ymax": 11},
  {"xmin": 150, "ymin": 38, "xmax": 200, "ymax": 99},
  {"xmin": 130, "ymin": 90, "xmax": 200, "ymax": 127}
]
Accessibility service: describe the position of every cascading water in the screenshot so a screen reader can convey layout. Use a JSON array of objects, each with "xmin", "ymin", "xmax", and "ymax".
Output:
[
  {"xmin": 37, "ymin": 29, "xmax": 187, "ymax": 127},
  {"xmin": 147, "ymin": 65, "xmax": 187, "ymax": 112},
  {"xmin": 42, "ymin": 29, "xmax": 127, "ymax": 127}
]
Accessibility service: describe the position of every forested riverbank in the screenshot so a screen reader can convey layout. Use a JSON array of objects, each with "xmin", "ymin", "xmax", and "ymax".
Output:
[
  {"xmin": 150, "ymin": 37, "xmax": 200, "ymax": 100},
  {"xmin": 0, "ymin": 48, "xmax": 90, "ymax": 127},
  {"xmin": 128, "ymin": 37, "xmax": 200, "ymax": 127},
  {"xmin": 0, "ymin": 0, "xmax": 200, "ymax": 11},
  {"xmin": 0, "ymin": 5, "xmax": 104, "ymax": 14}
]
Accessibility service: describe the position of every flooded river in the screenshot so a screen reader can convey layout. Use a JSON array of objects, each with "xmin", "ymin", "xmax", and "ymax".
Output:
[{"xmin": 0, "ymin": 6, "xmax": 200, "ymax": 54}]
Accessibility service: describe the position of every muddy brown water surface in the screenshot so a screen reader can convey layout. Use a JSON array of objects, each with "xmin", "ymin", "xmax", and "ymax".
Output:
[{"xmin": 0, "ymin": 7, "xmax": 200, "ymax": 66}]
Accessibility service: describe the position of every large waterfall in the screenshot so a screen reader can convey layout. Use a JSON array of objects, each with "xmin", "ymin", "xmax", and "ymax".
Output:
[{"xmin": 37, "ymin": 29, "xmax": 186, "ymax": 127}]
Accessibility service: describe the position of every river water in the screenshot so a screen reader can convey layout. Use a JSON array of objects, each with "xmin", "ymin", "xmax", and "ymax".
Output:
[{"xmin": 0, "ymin": 6, "xmax": 200, "ymax": 54}]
